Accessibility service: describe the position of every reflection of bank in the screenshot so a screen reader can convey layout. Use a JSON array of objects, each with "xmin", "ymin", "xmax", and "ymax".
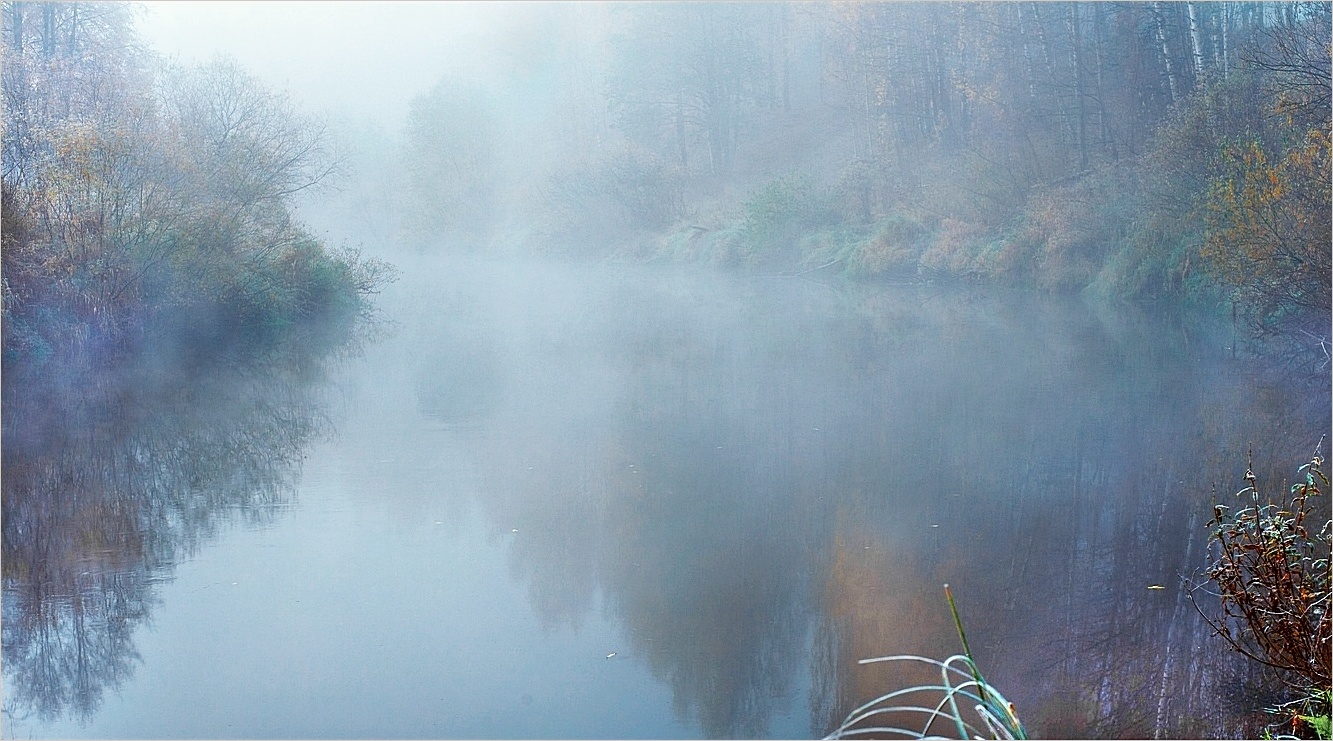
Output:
[
  {"xmin": 429, "ymin": 269, "xmax": 1320, "ymax": 739},
  {"xmin": 1, "ymin": 362, "xmax": 334, "ymax": 725},
  {"xmin": 428, "ymin": 269, "xmax": 840, "ymax": 738},
  {"xmin": 805, "ymin": 358, "xmax": 1299, "ymax": 740}
]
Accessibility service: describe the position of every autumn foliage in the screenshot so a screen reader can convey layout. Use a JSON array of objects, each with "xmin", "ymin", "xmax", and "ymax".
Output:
[
  {"xmin": 1, "ymin": 2, "xmax": 390, "ymax": 399},
  {"xmin": 1204, "ymin": 129, "xmax": 1332, "ymax": 352}
]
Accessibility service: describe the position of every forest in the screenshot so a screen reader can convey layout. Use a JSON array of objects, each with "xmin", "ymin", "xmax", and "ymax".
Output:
[
  {"xmin": 4, "ymin": 2, "xmax": 1329, "ymax": 384},
  {"xmin": 356, "ymin": 1, "xmax": 1329, "ymax": 367},
  {"xmin": 0, "ymin": 2, "xmax": 1329, "ymax": 739}
]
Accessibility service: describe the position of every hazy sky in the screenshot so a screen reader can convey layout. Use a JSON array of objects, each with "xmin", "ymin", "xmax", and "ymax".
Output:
[{"xmin": 138, "ymin": 1, "xmax": 535, "ymax": 129}]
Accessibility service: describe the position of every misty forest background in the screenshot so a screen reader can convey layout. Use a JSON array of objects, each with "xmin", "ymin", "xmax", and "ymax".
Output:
[
  {"xmin": 0, "ymin": 3, "xmax": 1329, "ymax": 738},
  {"xmin": 365, "ymin": 1, "xmax": 1328, "ymax": 366},
  {"xmin": 2, "ymin": 1, "xmax": 1330, "ymax": 386}
]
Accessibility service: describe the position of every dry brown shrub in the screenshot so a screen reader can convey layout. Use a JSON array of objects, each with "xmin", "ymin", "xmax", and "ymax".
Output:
[
  {"xmin": 852, "ymin": 217, "xmax": 926, "ymax": 277},
  {"xmin": 919, "ymin": 218, "xmax": 988, "ymax": 279}
]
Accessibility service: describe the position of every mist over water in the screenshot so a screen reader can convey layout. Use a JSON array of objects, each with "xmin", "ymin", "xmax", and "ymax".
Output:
[
  {"xmin": 5, "ymin": 2, "xmax": 1330, "ymax": 738},
  {"xmin": 5, "ymin": 252, "xmax": 1325, "ymax": 738}
]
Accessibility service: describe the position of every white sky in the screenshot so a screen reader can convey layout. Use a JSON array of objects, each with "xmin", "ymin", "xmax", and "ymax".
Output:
[{"xmin": 137, "ymin": 1, "xmax": 533, "ymax": 129}]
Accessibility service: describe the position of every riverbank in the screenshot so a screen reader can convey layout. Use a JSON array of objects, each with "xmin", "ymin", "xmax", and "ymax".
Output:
[{"xmin": 0, "ymin": 4, "xmax": 394, "ymax": 421}]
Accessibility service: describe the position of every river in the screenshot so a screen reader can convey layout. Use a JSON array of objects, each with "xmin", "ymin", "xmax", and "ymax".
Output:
[{"xmin": 3, "ymin": 255, "xmax": 1327, "ymax": 739}]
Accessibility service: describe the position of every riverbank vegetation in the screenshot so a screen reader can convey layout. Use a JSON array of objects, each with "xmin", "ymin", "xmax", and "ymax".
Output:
[
  {"xmin": 1196, "ymin": 452, "xmax": 1331, "ymax": 738},
  {"xmin": 824, "ymin": 586, "xmax": 1029, "ymax": 740},
  {"xmin": 3, "ymin": 1, "xmax": 1326, "ymax": 726},
  {"xmin": 1, "ymin": 2, "xmax": 393, "ymax": 417},
  {"xmin": 364, "ymin": 2, "xmax": 1329, "ymax": 367},
  {"xmin": 0, "ymin": 4, "xmax": 398, "ymax": 719}
]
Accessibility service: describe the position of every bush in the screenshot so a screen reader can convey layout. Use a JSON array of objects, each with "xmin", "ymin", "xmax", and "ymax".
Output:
[
  {"xmin": 1, "ymin": 29, "xmax": 388, "ymax": 383},
  {"xmin": 737, "ymin": 176, "xmax": 839, "ymax": 266},
  {"xmin": 1194, "ymin": 450, "xmax": 1332, "ymax": 737},
  {"xmin": 918, "ymin": 218, "xmax": 995, "ymax": 282},
  {"xmin": 849, "ymin": 216, "xmax": 928, "ymax": 278},
  {"xmin": 1073, "ymin": 75, "xmax": 1268, "ymax": 302},
  {"xmin": 1012, "ymin": 168, "xmax": 1138, "ymax": 293},
  {"xmin": 399, "ymin": 79, "xmax": 499, "ymax": 246},
  {"xmin": 1202, "ymin": 128, "xmax": 1332, "ymax": 357}
]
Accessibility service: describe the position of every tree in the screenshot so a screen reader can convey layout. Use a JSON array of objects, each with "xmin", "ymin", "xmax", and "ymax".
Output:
[
  {"xmin": 2, "ymin": 2, "xmax": 379, "ymax": 381},
  {"xmin": 2, "ymin": 0, "xmax": 155, "ymax": 362},
  {"xmin": 605, "ymin": 3, "xmax": 772, "ymax": 176},
  {"xmin": 398, "ymin": 78, "xmax": 499, "ymax": 247},
  {"xmin": 1204, "ymin": 129, "xmax": 1331, "ymax": 354},
  {"xmin": 162, "ymin": 58, "xmax": 339, "ymax": 210},
  {"xmin": 1202, "ymin": 2, "xmax": 1331, "ymax": 360}
]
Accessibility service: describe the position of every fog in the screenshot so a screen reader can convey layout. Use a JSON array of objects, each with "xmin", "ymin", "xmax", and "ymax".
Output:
[
  {"xmin": 4, "ymin": 3, "xmax": 1330, "ymax": 740},
  {"xmin": 140, "ymin": 2, "xmax": 528, "ymax": 129}
]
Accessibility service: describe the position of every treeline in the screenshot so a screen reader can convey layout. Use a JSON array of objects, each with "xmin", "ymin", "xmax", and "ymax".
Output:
[
  {"xmin": 0, "ymin": 2, "xmax": 392, "ymax": 408},
  {"xmin": 387, "ymin": 2, "xmax": 1328, "ymax": 362}
]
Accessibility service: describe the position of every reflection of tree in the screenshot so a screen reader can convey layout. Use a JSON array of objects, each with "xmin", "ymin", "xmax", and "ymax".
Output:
[
  {"xmin": 600, "ymin": 418, "xmax": 814, "ymax": 739},
  {"xmin": 2, "ymin": 362, "xmax": 332, "ymax": 724},
  {"xmin": 807, "ymin": 293, "xmax": 1317, "ymax": 739},
  {"xmin": 810, "ymin": 526, "xmax": 962, "ymax": 736},
  {"xmin": 426, "ymin": 273, "xmax": 842, "ymax": 737},
  {"xmin": 418, "ymin": 267, "xmax": 1326, "ymax": 739}
]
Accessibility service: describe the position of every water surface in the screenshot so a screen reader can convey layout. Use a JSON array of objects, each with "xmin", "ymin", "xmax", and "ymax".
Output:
[{"xmin": 4, "ymin": 257, "xmax": 1327, "ymax": 738}]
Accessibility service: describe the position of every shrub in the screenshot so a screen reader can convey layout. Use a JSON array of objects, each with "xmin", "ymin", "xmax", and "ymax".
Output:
[
  {"xmin": 1194, "ymin": 449, "xmax": 1332, "ymax": 737},
  {"xmin": 738, "ymin": 176, "xmax": 839, "ymax": 265},
  {"xmin": 850, "ymin": 216, "xmax": 928, "ymax": 278},
  {"xmin": 1012, "ymin": 168, "xmax": 1137, "ymax": 293},
  {"xmin": 919, "ymin": 218, "xmax": 992, "ymax": 281},
  {"xmin": 1202, "ymin": 128, "xmax": 1332, "ymax": 357},
  {"xmin": 399, "ymin": 79, "xmax": 499, "ymax": 246}
]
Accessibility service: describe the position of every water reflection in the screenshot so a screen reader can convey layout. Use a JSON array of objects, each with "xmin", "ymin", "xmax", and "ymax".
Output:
[
  {"xmin": 10, "ymin": 259, "xmax": 1323, "ymax": 738},
  {"xmin": 2, "ymin": 361, "xmax": 333, "ymax": 725},
  {"xmin": 412, "ymin": 263, "xmax": 1327, "ymax": 738}
]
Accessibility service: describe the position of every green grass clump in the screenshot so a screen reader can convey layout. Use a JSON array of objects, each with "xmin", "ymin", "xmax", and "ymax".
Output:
[{"xmin": 825, "ymin": 586, "xmax": 1028, "ymax": 741}]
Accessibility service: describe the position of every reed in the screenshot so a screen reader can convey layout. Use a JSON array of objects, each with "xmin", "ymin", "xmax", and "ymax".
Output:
[{"xmin": 825, "ymin": 586, "xmax": 1028, "ymax": 740}]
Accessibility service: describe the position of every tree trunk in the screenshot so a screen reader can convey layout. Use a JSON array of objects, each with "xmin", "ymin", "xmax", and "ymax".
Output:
[
  {"xmin": 65, "ymin": 1, "xmax": 75, "ymax": 57},
  {"xmin": 765, "ymin": 5, "xmax": 777, "ymax": 109},
  {"xmin": 862, "ymin": 65, "xmax": 873, "ymax": 159},
  {"xmin": 1068, "ymin": 3, "xmax": 1089, "ymax": 170},
  {"xmin": 41, "ymin": 1, "xmax": 54, "ymax": 57},
  {"xmin": 1014, "ymin": 3, "xmax": 1039, "ymax": 109},
  {"xmin": 1154, "ymin": 2, "xmax": 1179, "ymax": 103},
  {"xmin": 1093, "ymin": 3, "xmax": 1116, "ymax": 161},
  {"xmin": 928, "ymin": 12, "xmax": 955, "ymax": 148},
  {"xmin": 10, "ymin": 1, "xmax": 23, "ymax": 55},
  {"xmin": 1186, "ymin": 1, "xmax": 1205, "ymax": 82},
  {"xmin": 1030, "ymin": 3, "xmax": 1057, "ymax": 95},
  {"xmin": 779, "ymin": 2, "xmax": 790, "ymax": 112}
]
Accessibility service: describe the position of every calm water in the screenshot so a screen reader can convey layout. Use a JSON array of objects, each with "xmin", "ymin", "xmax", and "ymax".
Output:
[{"xmin": 4, "ymin": 256, "xmax": 1328, "ymax": 739}]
